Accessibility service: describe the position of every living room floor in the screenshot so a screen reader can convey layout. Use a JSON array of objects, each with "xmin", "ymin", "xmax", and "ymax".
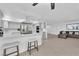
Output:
[{"xmin": 20, "ymin": 34, "xmax": 79, "ymax": 56}]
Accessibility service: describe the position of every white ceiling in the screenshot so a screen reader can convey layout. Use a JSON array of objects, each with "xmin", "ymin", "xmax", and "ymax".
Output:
[{"xmin": 0, "ymin": 3, "xmax": 79, "ymax": 25}]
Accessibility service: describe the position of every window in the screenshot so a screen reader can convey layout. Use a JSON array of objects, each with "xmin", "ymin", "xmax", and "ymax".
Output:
[{"xmin": 66, "ymin": 23, "xmax": 79, "ymax": 30}]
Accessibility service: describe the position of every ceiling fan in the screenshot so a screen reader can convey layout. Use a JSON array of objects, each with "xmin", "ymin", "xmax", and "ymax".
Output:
[{"xmin": 32, "ymin": 3, "xmax": 55, "ymax": 10}]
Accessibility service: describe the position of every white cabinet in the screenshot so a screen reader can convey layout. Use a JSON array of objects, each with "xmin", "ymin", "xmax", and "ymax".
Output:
[
  {"xmin": 0, "ymin": 19, "xmax": 3, "ymax": 27},
  {"xmin": 3, "ymin": 20, "xmax": 8, "ymax": 28}
]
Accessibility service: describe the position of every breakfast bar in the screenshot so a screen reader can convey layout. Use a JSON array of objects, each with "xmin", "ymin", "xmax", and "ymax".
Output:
[{"xmin": 0, "ymin": 33, "xmax": 42, "ymax": 56}]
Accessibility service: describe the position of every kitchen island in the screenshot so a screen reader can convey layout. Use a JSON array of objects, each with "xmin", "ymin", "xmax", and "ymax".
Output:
[{"xmin": 0, "ymin": 32, "xmax": 42, "ymax": 56}]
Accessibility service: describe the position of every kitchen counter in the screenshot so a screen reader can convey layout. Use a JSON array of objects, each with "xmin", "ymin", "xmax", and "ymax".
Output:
[{"xmin": 0, "ymin": 32, "xmax": 42, "ymax": 56}]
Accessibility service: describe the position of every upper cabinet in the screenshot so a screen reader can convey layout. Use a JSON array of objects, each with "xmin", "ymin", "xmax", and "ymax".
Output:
[
  {"xmin": 8, "ymin": 21, "xmax": 20, "ymax": 29},
  {"xmin": 0, "ymin": 20, "xmax": 3, "ymax": 27},
  {"xmin": 0, "ymin": 10, "xmax": 4, "ymax": 27},
  {"xmin": 20, "ymin": 22, "xmax": 32, "ymax": 34},
  {"xmin": 3, "ymin": 20, "xmax": 8, "ymax": 28}
]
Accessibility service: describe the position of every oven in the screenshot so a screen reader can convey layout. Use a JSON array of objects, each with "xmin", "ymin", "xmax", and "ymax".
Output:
[{"xmin": 0, "ymin": 27, "xmax": 3, "ymax": 37}]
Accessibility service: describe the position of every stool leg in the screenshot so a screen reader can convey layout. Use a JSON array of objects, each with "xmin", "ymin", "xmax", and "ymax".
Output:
[
  {"xmin": 16, "ymin": 46, "xmax": 19, "ymax": 56},
  {"xmin": 34, "ymin": 41, "xmax": 38, "ymax": 51},
  {"xmin": 3, "ymin": 49, "xmax": 6, "ymax": 56},
  {"xmin": 36, "ymin": 41, "xmax": 38, "ymax": 51},
  {"xmin": 29, "ymin": 42, "xmax": 31, "ymax": 55},
  {"xmin": 28, "ymin": 42, "xmax": 31, "ymax": 55},
  {"xmin": 28, "ymin": 42, "xmax": 29, "ymax": 51},
  {"xmin": 34, "ymin": 41, "xmax": 36, "ymax": 48}
]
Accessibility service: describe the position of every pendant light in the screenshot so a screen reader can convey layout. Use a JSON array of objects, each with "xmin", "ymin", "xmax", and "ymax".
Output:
[{"xmin": 32, "ymin": 3, "xmax": 55, "ymax": 10}]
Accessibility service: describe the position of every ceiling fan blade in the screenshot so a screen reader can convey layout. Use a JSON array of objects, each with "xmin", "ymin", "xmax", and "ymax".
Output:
[
  {"xmin": 51, "ymin": 3, "xmax": 55, "ymax": 10},
  {"xmin": 32, "ymin": 3, "xmax": 38, "ymax": 6}
]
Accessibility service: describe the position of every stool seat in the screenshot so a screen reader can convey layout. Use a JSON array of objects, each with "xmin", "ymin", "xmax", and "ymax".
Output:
[
  {"xmin": 2, "ymin": 41, "xmax": 19, "ymax": 49},
  {"xmin": 28, "ymin": 38, "xmax": 37, "ymax": 42}
]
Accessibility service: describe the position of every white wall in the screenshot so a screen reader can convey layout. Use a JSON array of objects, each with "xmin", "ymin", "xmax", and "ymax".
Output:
[{"xmin": 47, "ymin": 3, "xmax": 79, "ymax": 35}]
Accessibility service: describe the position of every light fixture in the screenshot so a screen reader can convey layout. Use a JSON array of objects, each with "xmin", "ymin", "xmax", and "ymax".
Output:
[
  {"xmin": 32, "ymin": 3, "xmax": 38, "ymax": 6},
  {"xmin": 51, "ymin": 3, "xmax": 55, "ymax": 10},
  {"xmin": 32, "ymin": 3, "xmax": 55, "ymax": 10}
]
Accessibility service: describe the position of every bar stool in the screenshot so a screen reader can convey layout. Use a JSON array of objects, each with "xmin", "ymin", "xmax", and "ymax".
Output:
[
  {"xmin": 27, "ymin": 40, "xmax": 38, "ymax": 55},
  {"xmin": 2, "ymin": 41, "xmax": 19, "ymax": 56}
]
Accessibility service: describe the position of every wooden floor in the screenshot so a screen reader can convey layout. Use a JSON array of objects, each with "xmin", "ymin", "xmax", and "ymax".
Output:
[{"xmin": 20, "ymin": 34, "xmax": 79, "ymax": 56}]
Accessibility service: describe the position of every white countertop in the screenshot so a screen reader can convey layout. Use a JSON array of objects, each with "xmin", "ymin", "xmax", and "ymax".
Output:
[{"xmin": 0, "ymin": 33, "xmax": 41, "ymax": 43}]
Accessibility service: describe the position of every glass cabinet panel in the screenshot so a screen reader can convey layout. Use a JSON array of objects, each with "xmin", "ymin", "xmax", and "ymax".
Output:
[{"xmin": 20, "ymin": 22, "xmax": 32, "ymax": 34}]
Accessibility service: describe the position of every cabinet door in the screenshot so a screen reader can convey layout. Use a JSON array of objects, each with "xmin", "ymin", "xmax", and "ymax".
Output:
[
  {"xmin": 3, "ymin": 21, "xmax": 8, "ymax": 28},
  {"xmin": 20, "ymin": 23, "xmax": 32, "ymax": 34},
  {"xmin": 0, "ymin": 10, "xmax": 4, "ymax": 27}
]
